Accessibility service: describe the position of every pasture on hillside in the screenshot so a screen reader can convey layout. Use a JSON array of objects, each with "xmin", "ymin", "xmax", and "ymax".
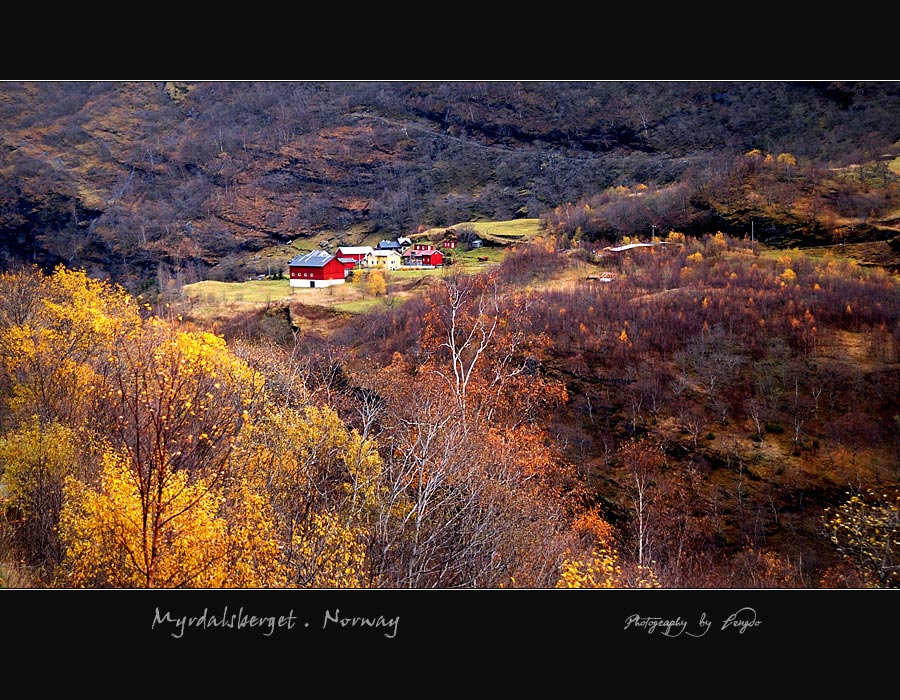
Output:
[{"xmin": 179, "ymin": 219, "xmax": 541, "ymax": 316}]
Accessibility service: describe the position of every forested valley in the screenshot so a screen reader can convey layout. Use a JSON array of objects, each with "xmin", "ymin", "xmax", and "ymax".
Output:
[{"xmin": 1, "ymin": 81, "xmax": 899, "ymax": 589}]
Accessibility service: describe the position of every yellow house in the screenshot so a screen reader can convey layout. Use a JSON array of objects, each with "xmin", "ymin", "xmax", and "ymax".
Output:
[{"xmin": 364, "ymin": 249, "xmax": 402, "ymax": 270}]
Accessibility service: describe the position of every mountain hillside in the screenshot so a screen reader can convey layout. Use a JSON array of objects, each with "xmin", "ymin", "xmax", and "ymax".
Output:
[
  {"xmin": 2, "ymin": 81, "xmax": 900, "ymax": 293},
  {"xmin": 2, "ymin": 81, "xmax": 899, "ymax": 592}
]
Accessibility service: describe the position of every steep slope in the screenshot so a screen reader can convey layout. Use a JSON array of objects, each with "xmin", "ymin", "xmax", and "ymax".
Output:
[{"xmin": 2, "ymin": 80, "xmax": 900, "ymax": 293}]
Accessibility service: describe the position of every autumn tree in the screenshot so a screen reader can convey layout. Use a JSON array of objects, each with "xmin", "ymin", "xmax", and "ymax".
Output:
[
  {"xmin": 420, "ymin": 272, "xmax": 559, "ymax": 428},
  {"xmin": 375, "ymin": 384, "xmax": 573, "ymax": 588},
  {"xmin": 617, "ymin": 437, "xmax": 665, "ymax": 568},
  {"xmin": 555, "ymin": 509, "xmax": 660, "ymax": 588},
  {"xmin": 364, "ymin": 274, "xmax": 576, "ymax": 588},
  {"xmin": 0, "ymin": 266, "xmax": 142, "ymax": 577},
  {"xmin": 0, "ymin": 264, "xmax": 402, "ymax": 589},
  {"xmin": 231, "ymin": 402, "xmax": 381, "ymax": 587},
  {"xmin": 49, "ymin": 309, "xmax": 385, "ymax": 587},
  {"xmin": 421, "ymin": 272, "xmax": 504, "ymax": 420},
  {"xmin": 0, "ymin": 265, "xmax": 141, "ymax": 426},
  {"xmin": 57, "ymin": 448, "xmax": 278, "ymax": 587},
  {"xmin": 824, "ymin": 489, "xmax": 900, "ymax": 587},
  {"xmin": 365, "ymin": 269, "xmax": 387, "ymax": 297},
  {"xmin": 59, "ymin": 318, "xmax": 266, "ymax": 587},
  {"xmin": 0, "ymin": 420, "xmax": 97, "ymax": 574}
]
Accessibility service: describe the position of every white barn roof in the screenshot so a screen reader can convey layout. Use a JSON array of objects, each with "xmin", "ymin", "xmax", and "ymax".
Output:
[
  {"xmin": 288, "ymin": 250, "xmax": 335, "ymax": 268},
  {"xmin": 336, "ymin": 246, "xmax": 374, "ymax": 255}
]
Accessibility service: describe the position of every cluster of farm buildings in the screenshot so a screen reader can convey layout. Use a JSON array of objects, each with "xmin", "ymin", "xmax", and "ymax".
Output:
[{"xmin": 287, "ymin": 235, "xmax": 481, "ymax": 288}]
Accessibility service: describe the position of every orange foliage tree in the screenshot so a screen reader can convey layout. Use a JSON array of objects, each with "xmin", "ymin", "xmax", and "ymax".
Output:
[{"xmin": 363, "ymin": 272, "xmax": 581, "ymax": 588}]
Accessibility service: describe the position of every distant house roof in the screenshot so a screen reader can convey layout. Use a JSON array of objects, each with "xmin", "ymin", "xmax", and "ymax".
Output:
[
  {"xmin": 377, "ymin": 240, "xmax": 402, "ymax": 250},
  {"xmin": 336, "ymin": 246, "xmax": 374, "ymax": 255},
  {"xmin": 605, "ymin": 242, "xmax": 660, "ymax": 252},
  {"xmin": 289, "ymin": 250, "xmax": 335, "ymax": 268}
]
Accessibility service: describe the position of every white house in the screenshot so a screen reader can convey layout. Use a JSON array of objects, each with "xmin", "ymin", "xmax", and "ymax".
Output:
[{"xmin": 365, "ymin": 249, "xmax": 402, "ymax": 270}]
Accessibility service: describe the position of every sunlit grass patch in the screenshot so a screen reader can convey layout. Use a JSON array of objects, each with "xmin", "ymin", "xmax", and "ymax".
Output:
[
  {"xmin": 332, "ymin": 298, "xmax": 392, "ymax": 314},
  {"xmin": 182, "ymin": 279, "xmax": 292, "ymax": 303}
]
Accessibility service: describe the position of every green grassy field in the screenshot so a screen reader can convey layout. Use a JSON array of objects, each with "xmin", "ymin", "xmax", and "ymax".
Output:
[
  {"xmin": 452, "ymin": 246, "xmax": 506, "ymax": 265},
  {"xmin": 332, "ymin": 298, "xmax": 392, "ymax": 314},
  {"xmin": 182, "ymin": 279, "xmax": 293, "ymax": 303},
  {"xmin": 888, "ymin": 154, "xmax": 900, "ymax": 175},
  {"xmin": 420, "ymin": 218, "xmax": 542, "ymax": 245},
  {"xmin": 464, "ymin": 218, "xmax": 542, "ymax": 242}
]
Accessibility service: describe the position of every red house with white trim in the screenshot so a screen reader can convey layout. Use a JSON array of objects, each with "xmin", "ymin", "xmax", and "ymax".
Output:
[
  {"xmin": 402, "ymin": 245, "xmax": 444, "ymax": 268},
  {"xmin": 288, "ymin": 250, "xmax": 348, "ymax": 288}
]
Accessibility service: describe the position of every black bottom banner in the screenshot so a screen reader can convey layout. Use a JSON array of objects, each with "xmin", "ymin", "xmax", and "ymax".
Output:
[{"xmin": 1, "ymin": 588, "xmax": 892, "ymax": 673}]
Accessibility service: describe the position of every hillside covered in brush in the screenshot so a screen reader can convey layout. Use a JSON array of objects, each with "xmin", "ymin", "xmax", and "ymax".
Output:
[
  {"xmin": 2, "ymin": 233, "xmax": 898, "ymax": 589},
  {"xmin": 2, "ymin": 81, "xmax": 900, "ymax": 293}
]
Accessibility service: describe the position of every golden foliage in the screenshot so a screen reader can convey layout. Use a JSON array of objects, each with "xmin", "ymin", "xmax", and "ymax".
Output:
[
  {"xmin": 555, "ymin": 544, "xmax": 660, "ymax": 589},
  {"xmin": 571, "ymin": 509, "xmax": 616, "ymax": 547},
  {"xmin": 365, "ymin": 269, "xmax": 387, "ymax": 297},
  {"xmin": 0, "ymin": 266, "xmax": 141, "ymax": 421},
  {"xmin": 58, "ymin": 450, "xmax": 286, "ymax": 588},
  {"xmin": 824, "ymin": 489, "xmax": 900, "ymax": 587},
  {"xmin": 58, "ymin": 449, "xmax": 231, "ymax": 587},
  {"xmin": 101, "ymin": 316, "xmax": 265, "ymax": 483},
  {"xmin": 776, "ymin": 152, "xmax": 797, "ymax": 167},
  {"xmin": 219, "ymin": 477, "xmax": 285, "ymax": 587},
  {"xmin": 0, "ymin": 263, "xmax": 387, "ymax": 588},
  {"xmin": 288, "ymin": 509, "xmax": 370, "ymax": 587},
  {"xmin": 231, "ymin": 403, "xmax": 382, "ymax": 586},
  {"xmin": 237, "ymin": 403, "xmax": 383, "ymax": 515},
  {"xmin": 779, "ymin": 268, "xmax": 797, "ymax": 285},
  {"xmin": 0, "ymin": 420, "xmax": 79, "ymax": 513}
]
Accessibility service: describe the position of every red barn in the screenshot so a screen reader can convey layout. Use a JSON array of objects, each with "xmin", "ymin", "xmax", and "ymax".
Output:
[
  {"xmin": 288, "ymin": 250, "xmax": 348, "ymax": 288},
  {"xmin": 335, "ymin": 246, "xmax": 373, "ymax": 263},
  {"xmin": 402, "ymin": 246, "xmax": 444, "ymax": 268}
]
